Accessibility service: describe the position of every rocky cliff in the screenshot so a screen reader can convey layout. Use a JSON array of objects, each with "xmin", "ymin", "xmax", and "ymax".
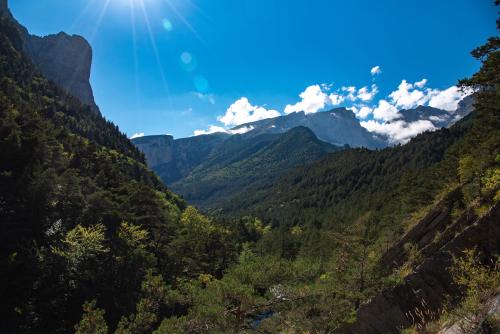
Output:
[
  {"xmin": 343, "ymin": 190, "xmax": 500, "ymax": 334},
  {"xmin": 0, "ymin": 0, "xmax": 98, "ymax": 112},
  {"xmin": 131, "ymin": 135, "xmax": 175, "ymax": 167}
]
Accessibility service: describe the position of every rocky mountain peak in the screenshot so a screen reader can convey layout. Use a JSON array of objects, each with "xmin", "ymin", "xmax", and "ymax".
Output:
[
  {"xmin": 231, "ymin": 108, "xmax": 387, "ymax": 149},
  {"xmin": 28, "ymin": 31, "xmax": 97, "ymax": 111},
  {"xmin": 1, "ymin": 0, "xmax": 99, "ymax": 112}
]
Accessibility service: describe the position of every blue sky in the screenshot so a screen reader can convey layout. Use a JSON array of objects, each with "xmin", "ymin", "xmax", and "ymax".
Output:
[{"xmin": 10, "ymin": 0, "xmax": 497, "ymax": 139}]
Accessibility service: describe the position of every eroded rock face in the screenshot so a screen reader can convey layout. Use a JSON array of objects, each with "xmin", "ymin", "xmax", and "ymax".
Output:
[
  {"xmin": 342, "ymin": 200, "xmax": 500, "ymax": 334},
  {"xmin": 132, "ymin": 135, "xmax": 175, "ymax": 168},
  {"xmin": 1, "ymin": 0, "xmax": 98, "ymax": 112},
  {"xmin": 28, "ymin": 33, "xmax": 97, "ymax": 111}
]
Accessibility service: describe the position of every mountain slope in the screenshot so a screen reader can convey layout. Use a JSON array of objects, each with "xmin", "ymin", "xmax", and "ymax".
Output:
[
  {"xmin": 217, "ymin": 115, "xmax": 472, "ymax": 226},
  {"xmin": 133, "ymin": 127, "xmax": 339, "ymax": 209},
  {"xmin": 0, "ymin": 14, "xmax": 240, "ymax": 333},
  {"xmin": 133, "ymin": 103, "xmax": 473, "ymax": 209},
  {"xmin": 171, "ymin": 126, "xmax": 339, "ymax": 209}
]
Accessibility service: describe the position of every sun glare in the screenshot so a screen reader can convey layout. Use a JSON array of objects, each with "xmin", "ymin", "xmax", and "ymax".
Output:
[{"xmin": 80, "ymin": 0, "xmax": 204, "ymax": 110}]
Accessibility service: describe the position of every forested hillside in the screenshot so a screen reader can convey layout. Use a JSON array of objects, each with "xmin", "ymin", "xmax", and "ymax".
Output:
[
  {"xmin": 218, "ymin": 116, "xmax": 472, "ymax": 235},
  {"xmin": 150, "ymin": 7, "xmax": 499, "ymax": 331},
  {"xmin": 171, "ymin": 127, "xmax": 339, "ymax": 209},
  {"xmin": 133, "ymin": 126, "xmax": 339, "ymax": 209},
  {"xmin": 0, "ymin": 15, "xmax": 246, "ymax": 333}
]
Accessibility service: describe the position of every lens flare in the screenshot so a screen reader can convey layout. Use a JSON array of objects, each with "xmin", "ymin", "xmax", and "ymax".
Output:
[
  {"xmin": 194, "ymin": 75, "xmax": 209, "ymax": 93},
  {"xmin": 162, "ymin": 18, "xmax": 173, "ymax": 32},
  {"xmin": 180, "ymin": 52, "xmax": 197, "ymax": 72}
]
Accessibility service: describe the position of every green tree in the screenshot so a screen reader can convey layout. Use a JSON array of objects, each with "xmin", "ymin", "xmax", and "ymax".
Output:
[
  {"xmin": 75, "ymin": 300, "xmax": 108, "ymax": 334},
  {"xmin": 116, "ymin": 271, "xmax": 169, "ymax": 334}
]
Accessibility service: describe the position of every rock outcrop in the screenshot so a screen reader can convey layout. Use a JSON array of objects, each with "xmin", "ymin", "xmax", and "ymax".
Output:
[
  {"xmin": 27, "ymin": 33, "xmax": 97, "ymax": 111},
  {"xmin": 0, "ymin": 0, "xmax": 98, "ymax": 112},
  {"xmin": 343, "ymin": 195, "xmax": 500, "ymax": 334},
  {"xmin": 132, "ymin": 132, "xmax": 230, "ymax": 184},
  {"xmin": 131, "ymin": 135, "xmax": 175, "ymax": 168}
]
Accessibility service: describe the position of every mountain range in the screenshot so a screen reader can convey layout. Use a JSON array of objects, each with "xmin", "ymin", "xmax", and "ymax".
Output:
[
  {"xmin": 133, "ymin": 97, "xmax": 474, "ymax": 210},
  {"xmin": 230, "ymin": 107, "xmax": 387, "ymax": 149}
]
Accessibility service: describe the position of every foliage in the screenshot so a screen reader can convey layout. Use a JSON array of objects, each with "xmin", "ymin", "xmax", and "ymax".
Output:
[
  {"xmin": 52, "ymin": 224, "xmax": 109, "ymax": 270},
  {"xmin": 75, "ymin": 300, "xmax": 109, "ymax": 334},
  {"xmin": 116, "ymin": 271, "xmax": 169, "ymax": 334},
  {"xmin": 447, "ymin": 250, "xmax": 500, "ymax": 332},
  {"xmin": 403, "ymin": 250, "xmax": 500, "ymax": 334},
  {"xmin": 0, "ymin": 16, "xmax": 239, "ymax": 333}
]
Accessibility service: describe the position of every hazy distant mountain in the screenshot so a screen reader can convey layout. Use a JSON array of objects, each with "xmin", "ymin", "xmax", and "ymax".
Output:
[
  {"xmin": 399, "ymin": 95, "xmax": 475, "ymax": 128},
  {"xmin": 232, "ymin": 108, "xmax": 387, "ymax": 149}
]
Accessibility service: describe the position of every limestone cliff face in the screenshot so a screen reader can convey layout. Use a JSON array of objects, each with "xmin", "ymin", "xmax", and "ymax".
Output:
[
  {"xmin": 0, "ymin": 0, "xmax": 98, "ymax": 112},
  {"xmin": 132, "ymin": 135, "xmax": 175, "ymax": 168},
  {"xmin": 27, "ymin": 33, "xmax": 97, "ymax": 111},
  {"xmin": 342, "ymin": 190, "xmax": 500, "ymax": 334}
]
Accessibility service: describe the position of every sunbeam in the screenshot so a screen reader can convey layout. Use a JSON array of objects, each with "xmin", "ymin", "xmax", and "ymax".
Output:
[
  {"xmin": 138, "ymin": 0, "xmax": 173, "ymax": 110},
  {"xmin": 129, "ymin": 0, "xmax": 141, "ymax": 108},
  {"xmin": 89, "ymin": 0, "xmax": 111, "ymax": 44},
  {"xmin": 162, "ymin": 0, "xmax": 206, "ymax": 46},
  {"xmin": 67, "ymin": 0, "xmax": 98, "ymax": 33}
]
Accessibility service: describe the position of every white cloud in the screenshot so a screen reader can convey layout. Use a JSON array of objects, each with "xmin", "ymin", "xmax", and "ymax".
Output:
[
  {"xmin": 387, "ymin": 79, "xmax": 466, "ymax": 112},
  {"xmin": 342, "ymin": 86, "xmax": 357, "ymax": 101},
  {"xmin": 373, "ymin": 99, "xmax": 401, "ymax": 121},
  {"xmin": 429, "ymin": 115, "xmax": 448, "ymax": 123},
  {"xmin": 321, "ymin": 83, "xmax": 334, "ymax": 91},
  {"xmin": 357, "ymin": 79, "xmax": 467, "ymax": 144},
  {"xmin": 230, "ymin": 125, "xmax": 255, "ymax": 135},
  {"xmin": 414, "ymin": 79, "xmax": 428, "ymax": 89},
  {"xmin": 193, "ymin": 125, "xmax": 256, "ymax": 137},
  {"xmin": 357, "ymin": 84, "xmax": 379, "ymax": 102},
  {"xmin": 427, "ymin": 86, "xmax": 464, "ymax": 112},
  {"xmin": 284, "ymin": 85, "xmax": 331, "ymax": 114},
  {"xmin": 329, "ymin": 92, "xmax": 345, "ymax": 105},
  {"xmin": 348, "ymin": 106, "xmax": 373, "ymax": 119},
  {"xmin": 361, "ymin": 119, "xmax": 436, "ymax": 144},
  {"xmin": 358, "ymin": 106, "xmax": 374, "ymax": 119},
  {"xmin": 218, "ymin": 97, "xmax": 281, "ymax": 127},
  {"xmin": 193, "ymin": 92, "xmax": 215, "ymax": 105},
  {"xmin": 193, "ymin": 125, "xmax": 228, "ymax": 136},
  {"xmin": 370, "ymin": 66, "xmax": 382, "ymax": 76},
  {"xmin": 389, "ymin": 80, "xmax": 429, "ymax": 109},
  {"xmin": 130, "ymin": 132, "xmax": 145, "ymax": 139},
  {"xmin": 193, "ymin": 71, "xmax": 469, "ymax": 144}
]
